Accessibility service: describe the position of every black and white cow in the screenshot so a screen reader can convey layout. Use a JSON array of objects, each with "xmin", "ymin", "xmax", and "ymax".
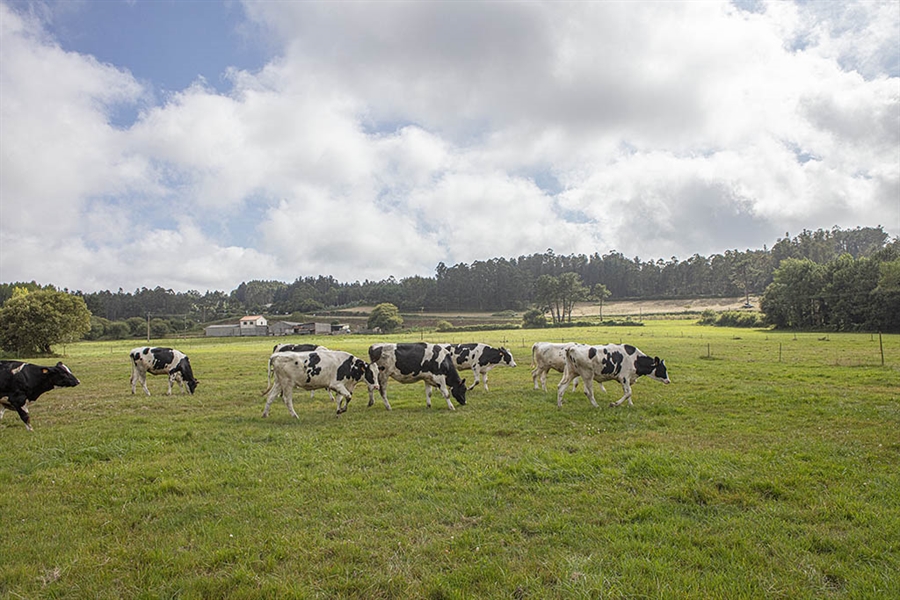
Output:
[
  {"xmin": 557, "ymin": 343, "xmax": 670, "ymax": 408},
  {"xmin": 531, "ymin": 342, "xmax": 585, "ymax": 393},
  {"xmin": 130, "ymin": 347, "xmax": 198, "ymax": 396},
  {"xmin": 264, "ymin": 349, "xmax": 378, "ymax": 417},
  {"xmin": 268, "ymin": 343, "xmax": 324, "ymax": 388},
  {"xmin": 367, "ymin": 342, "xmax": 467, "ymax": 410},
  {"xmin": 446, "ymin": 343, "xmax": 516, "ymax": 391},
  {"xmin": 0, "ymin": 360, "xmax": 80, "ymax": 431}
]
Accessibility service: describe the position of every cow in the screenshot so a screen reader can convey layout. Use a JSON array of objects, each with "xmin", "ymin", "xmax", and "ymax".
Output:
[
  {"xmin": 557, "ymin": 343, "xmax": 670, "ymax": 408},
  {"xmin": 367, "ymin": 342, "xmax": 467, "ymax": 410},
  {"xmin": 130, "ymin": 347, "xmax": 198, "ymax": 396},
  {"xmin": 531, "ymin": 342, "xmax": 587, "ymax": 393},
  {"xmin": 268, "ymin": 343, "xmax": 324, "ymax": 388},
  {"xmin": 263, "ymin": 349, "xmax": 379, "ymax": 417},
  {"xmin": 0, "ymin": 360, "xmax": 80, "ymax": 431},
  {"xmin": 446, "ymin": 343, "xmax": 517, "ymax": 391}
]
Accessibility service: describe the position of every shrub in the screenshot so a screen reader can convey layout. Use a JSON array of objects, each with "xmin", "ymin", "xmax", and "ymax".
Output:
[{"xmin": 435, "ymin": 320, "xmax": 454, "ymax": 332}]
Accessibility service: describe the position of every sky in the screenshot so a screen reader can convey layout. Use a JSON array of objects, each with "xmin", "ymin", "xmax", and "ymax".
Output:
[{"xmin": 1, "ymin": 0, "xmax": 898, "ymax": 294}]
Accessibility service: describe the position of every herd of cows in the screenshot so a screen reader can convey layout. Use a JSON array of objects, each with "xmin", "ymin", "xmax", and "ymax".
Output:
[{"xmin": 0, "ymin": 340, "xmax": 670, "ymax": 431}]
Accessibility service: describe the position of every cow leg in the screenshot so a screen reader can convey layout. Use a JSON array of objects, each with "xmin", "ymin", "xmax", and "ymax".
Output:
[
  {"xmin": 166, "ymin": 373, "xmax": 175, "ymax": 395},
  {"xmin": 556, "ymin": 369, "xmax": 579, "ymax": 407},
  {"xmin": 332, "ymin": 384, "xmax": 353, "ymax": 414},
  {"xmin": 467, "ymin": 368, "xmax": 479, "ymax": 391},
  {"xmin": 439, "ymin": 383, "xmax": 455, "ymax": 411},
  {"xmin": 571, "ymin": 376, "xmax": 580, "ymax": 392},
  {"xmin": 12, "ymin": 398, "xmax": 32, "ymax": 431},
  {"xmin": 369, "ymin": 371, "xmax": 391, "ymax": 410},
  {"xmin": 262, "ymin": 381, "xmax": 281, "ymax": 417},
  {"xmin": 610, "ymin": 381, "xmax": 632, "ymax": 407},
  {"xmin": 541, "ymin": 370, "xmax": 549, "ymax": 392},
  {"xmin": 425, "ymin": 383, "xmax": 433, "ymax": 408},
  {"xmin": 139, "ymin": 373, "xmax": 151, "ymax": 396},
  {"xmin": 282, "ymin": 386, "xmax": 299, "ymax": 419},
  {"xmin": 583, "ymin": 379, "xmax": 599, "ymax": 407},
  {"xmin": 481, "ymin": 368, "xmax": 490, "ymax": 392}
]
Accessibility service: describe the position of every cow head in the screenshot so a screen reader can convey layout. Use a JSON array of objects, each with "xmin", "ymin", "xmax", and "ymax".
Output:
[
  {"xmin": 363, "ymin": 361, "xmax": 380, "ymax": 394},
  {"xmin": 651, "ymin": 357, "xmax": 670, "ymax": 384},
  {"xmin": 499, "ymin": 347, "xmax": 517, "ymax": 367},
  {"xmin": 50, "ymin": 362, "xmax": 80, "ymax": 388},
  {"xmin": 176, "ymin": 357, "xmax": 199, "ymax": 394}
]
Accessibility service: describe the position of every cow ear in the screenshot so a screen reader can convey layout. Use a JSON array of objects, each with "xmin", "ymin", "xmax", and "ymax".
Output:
[{"xmin": 654, "ymin": 357, "xmax": 661, "ymax": 364}]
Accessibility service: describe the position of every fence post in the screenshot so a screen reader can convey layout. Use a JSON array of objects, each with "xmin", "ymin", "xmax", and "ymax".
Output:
[
  {"xmin": 879, "ymin": 332, "xmax": 884, "ymax": 366},
  {"xmin": 779, "ymin": 343, "xmax": 782, "ymax": 363}
]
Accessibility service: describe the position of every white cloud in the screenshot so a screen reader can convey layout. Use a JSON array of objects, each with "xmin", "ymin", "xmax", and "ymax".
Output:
[{"xmin": 0, "ymin": 0, "xmax": 897, "ymax": 293}]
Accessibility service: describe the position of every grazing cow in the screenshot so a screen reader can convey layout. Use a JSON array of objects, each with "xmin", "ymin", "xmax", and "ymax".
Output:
[
  {"xmin": 264, "ymin": 349, "xmax": 378, "ymax": 416},
  {"xmin": 130, "ymin": 347, "xmax": 198, "ymax": 396},
  {"xmin": 0, "ymin": 360, "xmax": 80, "ymax": 431},
  {"xmin": 367, "ymin": 342, "xmax": 467, "ymax": 410},
  {"xmin": 446, "ymin": 343, "xmax": 517, "ymax": 391},
  {"xmin": 531, "ymin": 342, "xmax": 587, "ymax": 393},
  {"xmin": 557, "ymin": 343, "xmax": 670, "ymax": 408}
]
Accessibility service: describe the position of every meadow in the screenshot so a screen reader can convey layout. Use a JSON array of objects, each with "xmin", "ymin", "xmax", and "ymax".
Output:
[{"xmin": 1, "ymin": 322, "xmax": 898, "ymax": 599}]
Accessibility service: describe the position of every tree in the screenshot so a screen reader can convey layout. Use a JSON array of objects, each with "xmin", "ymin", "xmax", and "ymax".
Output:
[
  {"xmin": 593, "ymin": 283, "xmax": 611, "ymax": 321},
  {"xmin": 760, "ymin": 259, "xmax": 825, "ymax": 328},
  {"xmin": 367, "ymin": 303, "xmax": 403, "ymax": 332},
  {"xmin": 533, "ymin": 273, "xmax": 589, "ymax": 324},
  {"xmin": 0, "ymin": 288, "xmax": 91, "ymax": 354},
  {"xmin": 557, "ymin": 272, "xmax": 589, "ymax": 322}
]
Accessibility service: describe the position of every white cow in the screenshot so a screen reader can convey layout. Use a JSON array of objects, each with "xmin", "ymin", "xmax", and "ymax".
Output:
[
  {"xmin": 264, "ymin": 349, "xmax": 378, "ymax": 417},
  {"xmin": 268, "ymin": 343, "xmax": 324, "ymax": 387},
  {"xmin": 530, "ymin": 342, "xmax": 587, "ymax": 393},
  {"xmin": 557, "ymin": 343, "xmax": 670, "ymax": 408},
  {"xmin": 446, "ymin": 343, "xmax": 517, "ymax": 391}
]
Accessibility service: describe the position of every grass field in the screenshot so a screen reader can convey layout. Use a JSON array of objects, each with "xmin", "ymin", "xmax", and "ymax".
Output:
[{"xmin": 2, "ymin": 322, "xmax": 899, "ymax": 599}]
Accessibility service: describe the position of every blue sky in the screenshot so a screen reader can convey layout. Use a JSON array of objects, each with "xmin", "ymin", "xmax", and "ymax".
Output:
[
  {"xmin": 44, "ymin": 1, "xmax": 268, "ymax": 95},
  {"xmin": 1, "ymin": 0, "xmax": 898, "ymax": 292}
]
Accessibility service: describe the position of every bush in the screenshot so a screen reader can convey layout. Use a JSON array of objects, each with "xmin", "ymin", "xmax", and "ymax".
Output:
[
  {"xmin": 435, "ymin": 319, "xmax": 454, "ymax": 332},
  {"xmin": 105, "ymin": 321, "xmax": 132, "ymax": 339},
  {"xmin": 522, "ymin": 309, "xmax": 546, "ymax": 328},
  {"xmin": 699, "ymin": 310, "xmax": 765, "ymax": 328}
]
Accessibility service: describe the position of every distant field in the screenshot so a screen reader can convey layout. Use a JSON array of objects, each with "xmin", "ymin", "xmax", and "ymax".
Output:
[
  {"xmin": 344, "ymin": 296, "xmax": 760, "ymax": 328},
  {"xmin": 2, "ymin": 322, "xmax": 898, "ymax": 599}
]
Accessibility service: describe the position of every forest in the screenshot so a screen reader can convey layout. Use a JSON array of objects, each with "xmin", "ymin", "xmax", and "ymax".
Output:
[{"xmin": 2, "ymin": 226, "xmax": 898, "ymax": 335}]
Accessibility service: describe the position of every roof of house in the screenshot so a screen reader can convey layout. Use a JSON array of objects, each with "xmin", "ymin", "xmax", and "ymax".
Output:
[{"xmin": 240, "ymin": 315, "xmax": 264, "ymax": 321}]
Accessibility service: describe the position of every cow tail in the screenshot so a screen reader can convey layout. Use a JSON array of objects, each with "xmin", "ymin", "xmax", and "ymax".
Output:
[
  {"xmin": 530, "ymin": 344, "xmax": 537, "ymax": 369},
  {"xmin": 563, "ymin": 346, "xmax": 576, "ymax": 376}
]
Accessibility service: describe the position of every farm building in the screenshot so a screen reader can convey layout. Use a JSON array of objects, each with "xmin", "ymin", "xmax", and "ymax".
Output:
[
  {"xmin": 204, "ymin": 324, "xmax": 241, "ymax": 337},
  {"xmin": 294, "ymin": 322, "xmax": 351, "ymax": 335},
  {"xmin": 204, "ymin": 318, "xmax": 351, "ymax": 337},
  {"xmin": 268, "ymin": 321, "xmax": 302, "ymax": 336},
  {"xmin": 240, "ymin": 315, "xmax": 268, "ymax": 335}
]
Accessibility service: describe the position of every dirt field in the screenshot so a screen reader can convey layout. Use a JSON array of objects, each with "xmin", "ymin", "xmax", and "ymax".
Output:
[
  {"xmin": 339, "ymin": 296, "xmax": 758, "ymax": 325},
  {"xmin": 573, "ymin": 296, "xmax": 759, "ymax": 318}
]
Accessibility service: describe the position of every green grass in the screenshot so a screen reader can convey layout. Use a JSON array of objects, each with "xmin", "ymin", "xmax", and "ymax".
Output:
[{"xmin": 2, "ymin": 324, "xmax": 899, "ymax": 598}]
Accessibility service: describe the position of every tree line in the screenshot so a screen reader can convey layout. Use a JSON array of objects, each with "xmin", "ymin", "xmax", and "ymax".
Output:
[{"xmin": 1, "ymin": 226, "xmax": 899, "ymax": 353}]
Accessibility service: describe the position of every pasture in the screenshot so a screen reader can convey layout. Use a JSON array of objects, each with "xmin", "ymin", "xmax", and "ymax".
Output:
[{"xmin": 2, "ymin": 322, "xmax": 898, "ymax": 599}]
